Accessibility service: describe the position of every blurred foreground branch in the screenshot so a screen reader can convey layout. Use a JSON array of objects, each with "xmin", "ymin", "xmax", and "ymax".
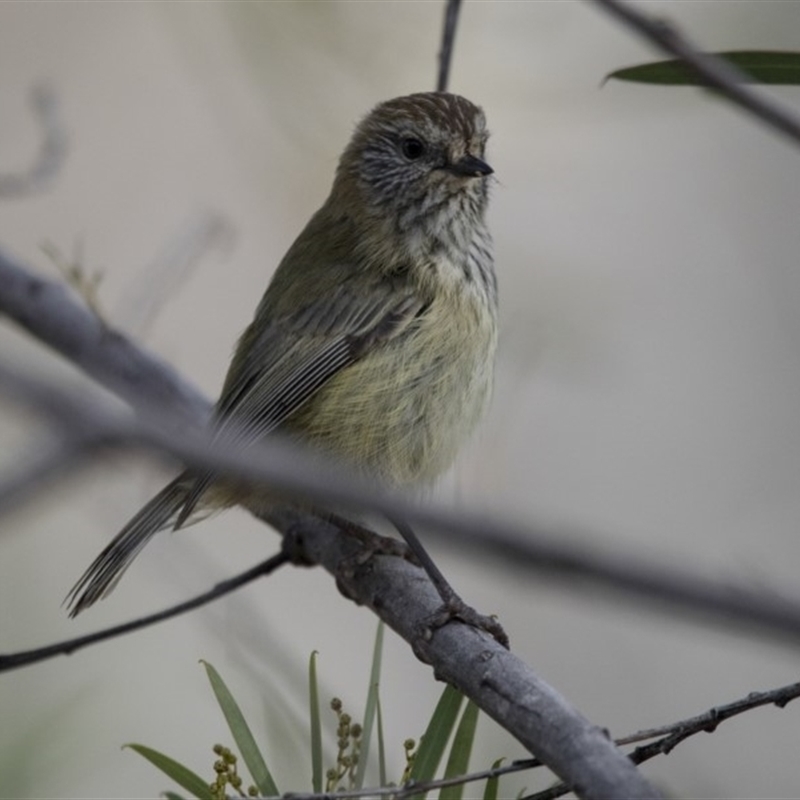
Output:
[{"xmin": 5, "ymin": 249, "xmax": 800, "ymax": 647}]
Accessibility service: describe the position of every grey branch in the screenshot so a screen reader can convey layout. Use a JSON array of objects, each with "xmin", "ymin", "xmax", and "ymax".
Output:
[
  {"xmin": 285, "ymin": 511, "xmax": 656, "ymax": 800},
  {"xmin": 589, "ymin": 0, "xmax": 800, "ymax": 147},
  {"xmin": 0, "ymin": 245, "xmax": 210, "ymax": 427},
  {"xmin": 116, "ymin": 210, "xmax": 235, "ymax": 337}
]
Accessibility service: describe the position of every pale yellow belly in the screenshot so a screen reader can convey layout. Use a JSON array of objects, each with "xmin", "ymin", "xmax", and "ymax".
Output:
[{"xmin": 284, "ymin": 290, "xmax": 497, "ymax": 488}]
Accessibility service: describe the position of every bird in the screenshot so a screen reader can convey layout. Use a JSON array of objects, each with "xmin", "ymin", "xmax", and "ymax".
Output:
[{"xmin": 66, "ymin": 91, "xmax": 498, "ymax": 634}]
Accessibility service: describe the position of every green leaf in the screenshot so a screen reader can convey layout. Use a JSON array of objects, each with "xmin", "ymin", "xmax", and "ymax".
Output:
[
  {"xmin": 608, "ymin": 51, "xmax": 800, "ymax": 86},
  {"xmin": 124, "ymin": 743, "xmax": 213, "ymax": 800},
  {"xmin": 376, "ymin": 692, "xmax": 387, "ymax": 787},
  {"xmin": 162, "ymin": 793, "xmax": 189, "ymax": 800},
  {"xmin": 483, "ymin": 757, "xmax": 505, "ymax": 800},
  {"xmin": 309, "ymin": 651, "xmax": 323, "ymax": 794},
  {"xmin": 200, "ymin": 660, "xmax": 279, "ymax": 797},
  {"xmin": 408, "ymin": 685, "xmax": 465, "ymax": 798},
  {"xmin": 439, "ymin": 700, "xmax": 479, "ymax": 800},
  {"xmin": 355, "ymin": 620, "xmax": 385, "ymax": 788}
]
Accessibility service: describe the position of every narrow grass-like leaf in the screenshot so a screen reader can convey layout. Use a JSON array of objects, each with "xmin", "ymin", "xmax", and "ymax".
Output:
[
  {"xmin": 125, "ymin": 743, "xmax": 213, "ymax": 800},
  {"xmin": 438, "ymin": 700, "xmax": 479, "ymax": 800},
  {"xmin": 376, "ymin": 693, "xmax": 387, "ymax": 787},
  {"xmin": 309, "ymin": 651, "xmax": 323, "ymax": 794},
  {"xmin": 200, "ymin": 660, "xmax": 278, "ymax": 797},
  {"xmin": 162, "ymin": 793, "xmax": 189, "ymax": 800},
  {"xmin": 483, "ymin": 757, "xmax": 505, "ymax": 800},
  {"xmin": 608, "ymin": 51, "xmax": 800, "ymax": 86},
  {"xmin": 408, "ymin": 685, "xmax": 465, "ymax": 797},
  {"xmin": 355, "ymin": 620, "xmax": 385, "ymax": 788}
]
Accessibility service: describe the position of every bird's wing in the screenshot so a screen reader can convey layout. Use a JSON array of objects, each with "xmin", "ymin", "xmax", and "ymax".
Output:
[{"xmin": 174, "ymin": 278, "xmax": 426, "ymax": 526}]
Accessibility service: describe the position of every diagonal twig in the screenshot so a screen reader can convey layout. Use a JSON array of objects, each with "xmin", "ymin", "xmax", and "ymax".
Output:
[
  {"xmin": 0, "ymin": 82, "xmax": 69, "ymax": 198},
  {"xmin": 626, "ymin": 681, "xmax": 800, "ymax": 763},
  {"xmin": 0, "ymin": 551, "xmax": 290, "ymax": 672},
  {"xmin": 0, "ymin": 245, "xmax": 210, "ymax": 426}
]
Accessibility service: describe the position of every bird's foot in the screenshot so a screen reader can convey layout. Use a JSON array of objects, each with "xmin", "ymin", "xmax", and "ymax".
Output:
[{"xmin": 422, "ymin": 586, "xmax": 509, "ymax": 649}]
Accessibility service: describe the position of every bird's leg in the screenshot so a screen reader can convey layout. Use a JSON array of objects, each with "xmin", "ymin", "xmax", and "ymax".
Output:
[
  {"xmin": 326, "ymin": 511, "xmax": 415, "ymax": 563},
  {"xmin": 317, "ymin": 512, "xmax": 423, "ymax": 608},
  {"xmin": 274, "ymin": 506, "xmax": 508, "ymax": 648},
  {"xmin": 390, "ymin": 517, "xmax": 509, "ymax": 649}
]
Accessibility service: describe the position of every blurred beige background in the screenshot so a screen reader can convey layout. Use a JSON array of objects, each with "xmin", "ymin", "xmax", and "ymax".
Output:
[{"xmin": 2, "ymin": 1, "xmax": 800, "ymax": 797}]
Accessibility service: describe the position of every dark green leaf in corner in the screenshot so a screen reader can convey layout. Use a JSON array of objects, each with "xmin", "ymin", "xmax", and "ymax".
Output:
[
  {"xmin": 200, "ymin": 660, "xmax": 279, "ymax": 797},
  {"xmin": 125, "ymin": 743, "xmax": 213, "ymax": 800},
  {"xmin": 608, "ymin": 51, "xmax": 800, "ymax": 86}
]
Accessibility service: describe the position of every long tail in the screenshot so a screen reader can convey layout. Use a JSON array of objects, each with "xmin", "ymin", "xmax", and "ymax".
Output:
[{"xmin": 65, "ymin": 474, "xmax": 190, "ymax": 617}]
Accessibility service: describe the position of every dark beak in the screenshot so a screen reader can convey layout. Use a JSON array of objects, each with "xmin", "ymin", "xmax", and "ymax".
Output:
[{"xmin": 445, "ymin": 154, "xmax": 493, "ymax": 178}]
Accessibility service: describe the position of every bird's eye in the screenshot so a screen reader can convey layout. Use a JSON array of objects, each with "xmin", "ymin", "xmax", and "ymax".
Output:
[{"xmin": 401, "ymin": 137, "xmax": 425, "ymax": 160}]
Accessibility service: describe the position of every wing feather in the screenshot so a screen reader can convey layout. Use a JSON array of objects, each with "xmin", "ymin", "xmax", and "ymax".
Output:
[{"xmin": 174, "ymin": 281, "xmax": 424, "ymax": 526}]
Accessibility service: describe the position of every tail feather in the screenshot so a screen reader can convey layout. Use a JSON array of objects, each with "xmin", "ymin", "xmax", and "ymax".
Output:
[
  {"xmin": 65, "ymin": 475, "xmax": 190, "ymax": 617},
  {"xmin": 173, "ymin": 472, "xmax": 213, "ymax": 530}
]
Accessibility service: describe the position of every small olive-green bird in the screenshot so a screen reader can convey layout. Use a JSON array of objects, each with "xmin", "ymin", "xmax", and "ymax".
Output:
[{"xmin": 67, "ymin": 92, "xmax": 496, "ymax": 617}]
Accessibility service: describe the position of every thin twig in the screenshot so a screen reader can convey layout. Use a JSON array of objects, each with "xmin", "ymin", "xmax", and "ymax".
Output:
[
  {"xmin": 520, "ymin": 779, "xmax": 573, "ymax": 800},
  {"xmin": 0, "ymin": 551, "xmax": 289, "ymax": 672},
  {"xmin": 589, "ymin": 0, "xmax": 800, "ymax": 147},
  {"xmin": 627, "ymin": 681, "xmax": 800, "ymax": 763},
  {"xmin": 436, "ymin": 0, "xmax": 462, "ymax": 93},
  {"xmin": 283, "ymin": 758, "xmax": 541, "ymax": 800},
  {"xmin": 0, "ymin": 82, "xmax": 69, "ymax": 197},
  {"xmin": 117, "ymin": 210, "xmax": 235, "ymax": 337}
]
